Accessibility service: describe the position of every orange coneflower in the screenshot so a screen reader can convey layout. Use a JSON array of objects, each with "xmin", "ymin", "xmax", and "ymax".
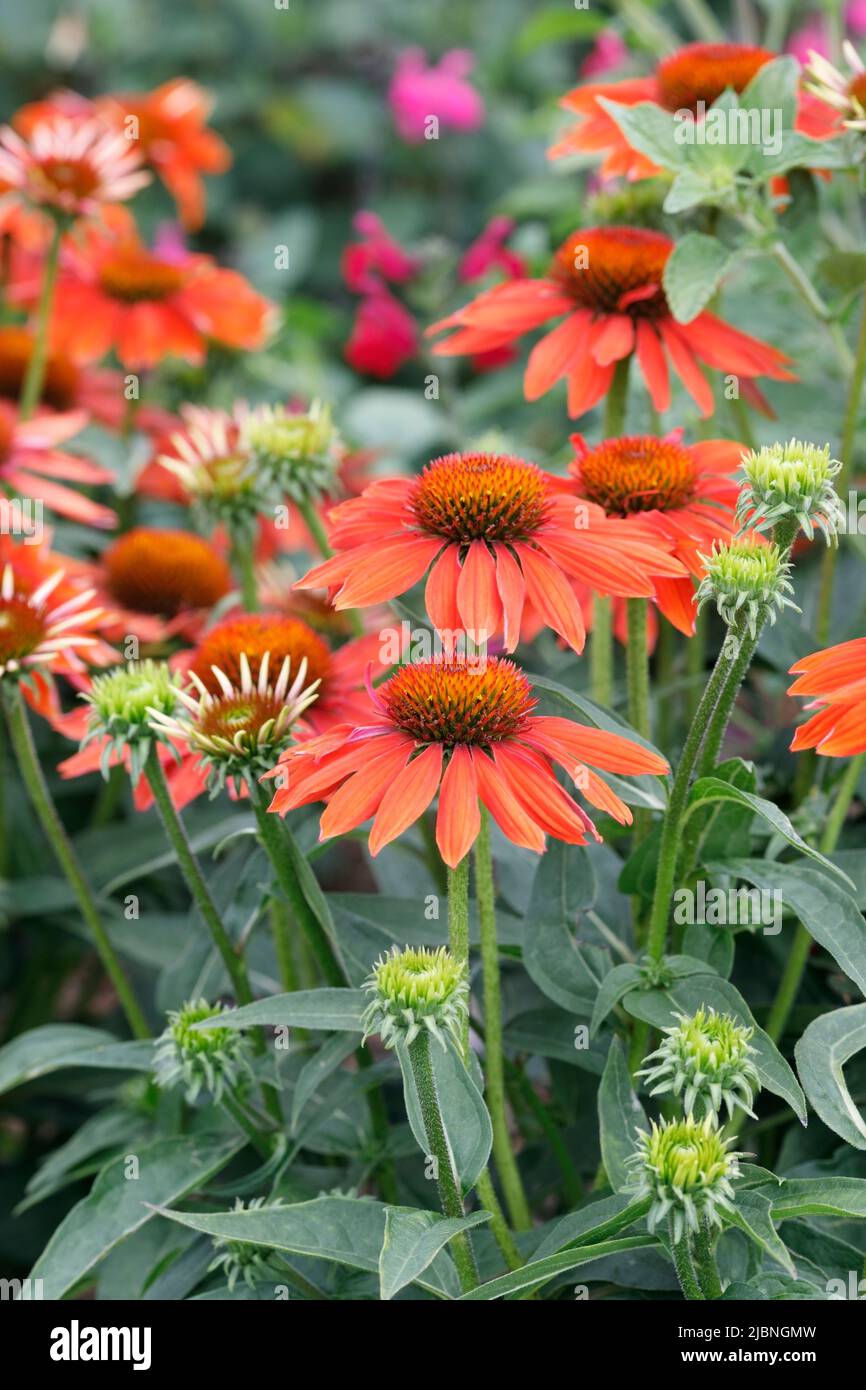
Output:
[
  {"xmin": 0, "ymin": 115, "xmax": 150, "ymax": 219},
  {"xmin": 264, "ymin": 655, "xmax": 670, "ymax": 868},
  {"xmin": 566, "ymin": 432, "xmax": 744, "ymax": 634},
  {"xmin": 428, "ymin": 227, "xmax": 794, "ymax": 419},
  {"xmin": 15, "ymin": 84, "xmax": 230, "ymax": 231},
  {"xmin": 0, "ymin": 325, "xmax": 174, "ymax": 435},
  {"xmin": 184, "ymin": 612, "xmax": 385, "ymax": 733},
  {"xmin": 20, "ymin": 208, "xmax": 273, "ymax": 369},
  {"xmin": 0, "ymin": 400, "xmax": 116, "ymax": 529},
  {"xmin": 90, "ymin": 527, "xmax": 233, "ymax": 645},
  {"xmin": 295, "ymin": 450, "xmax": 686, "ymax": 654},
  {"xmin": 549, "ymin": 42, "xmax": 834, "ymax": 181},
  {"xmin": 0, "ymin": 541, "xmax": 105, "ymax": 723},
  {"xmin": 788, "ymin": 638, "xmax": 866, "ymax": 756},
  {"xmin": 96, "ymin": 80, "xmax": 231, "ymax": 231}
]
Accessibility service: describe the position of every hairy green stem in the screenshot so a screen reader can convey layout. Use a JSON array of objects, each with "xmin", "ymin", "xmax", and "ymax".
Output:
[
  {"xmin": 250, "ymin": 786, "xmax": 343, "ymax": 987},
  {"xmin": 474, "ymin": 813, "xmax": 532, "ymax": 1232},
  {"xmin": 691, "ymin": 1220, "xmax": 724, "ymax": 1299},
  {"xmin": 2, "ymin": 683, "xmax": 149, "ymax": 1038},
  {"xmin": 408, "ymin": 1030, "xmax": 478, "ymax": 1292},
  {"xmin": 146, "ymin": 749, "xmax": 254, "ymax": 1006},
  {"xmin": 590, "ymin": 597, "xmax": 614, "ymax": 708},
  {"xmin": 626, "ymin": 597, "xmax": 650, "ymax": 740},
  {"xmin": 766, "ymin": 752, "xmax": 864, "ymax": 1044},
  {"xmin": 670, "ymin": 1218, "xmax": 705, "ymax": 1300},
  {"xmin": 474, "ymin": 1169, "xmax": 524, "ymax": 1272},
  {"xmin": 19, "ymin": 217, "xmax": 63, "ymax": 420},
  {"xmin": 230, "ymin": 531, "xmax": 258, "ymax": 612},
  {"xmin": 221, "ymin": 1089, "xmax": 272, "ymax": 1159}
]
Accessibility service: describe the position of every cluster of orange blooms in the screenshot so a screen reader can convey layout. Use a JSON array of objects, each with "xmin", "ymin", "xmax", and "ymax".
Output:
[{"xmin": 0, "ymin": 56, "xmax": 862, "ymax": 877}]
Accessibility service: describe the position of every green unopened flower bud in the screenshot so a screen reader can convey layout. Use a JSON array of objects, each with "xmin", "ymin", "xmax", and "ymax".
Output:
[
  {"xmin": 153, "ymin": 998, "xmax": 252, "ymax": 1103},
  {"xmin": 628, "ymin": 1113, "xmax": 743, "ymax": 1243},
  {"xmin": 736, "ymin": 439, "xmax": 844, "ymax": 543},
  {"xmin": 242, "ymin": 401, "xmax": 341, "ymax": 503},
  {"xmin": 361, "ymin": 945, "xmax": 468, "ymax": 1050},
  {"xmin": 208, "ymin": 1196, "xmax": 285, "ymax": 1291},
  {"xmin": 83, "ymin": 660, "xmax": 183, "ymax": 782},
  {"xmin": 637, "ymin": 1007, "xmax": 761, "ymax": 1120},
  {"xmin": 695, "ymin": 539, "xmax": 798, "ymax": 638}
]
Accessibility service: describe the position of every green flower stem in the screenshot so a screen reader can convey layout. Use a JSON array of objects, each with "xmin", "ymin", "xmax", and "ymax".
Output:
[
  {"xmin": 408, "ymin": 1029, "xmax": 478, "ymax": 1293},
  {"xmin": 645, "ymin": 646, "xmax": 734, "ymax": 962},
  {"xmin": 669, "ymin": 1217, "xmax": 705, "ymax": 1301},
  {"xmin": 768, "ymin": 239, "xmax": 854, "ymax": 374},
  {"xmin": 589, "ymin": 357, "xmax": 630, "ymax": 710},
  {"xmin": 230, "ymin": 531, "xmax": 258, "ymax": 613},
  {"xmin": 505, "ymin": 1057, "xmax": 583, "ymax": 1207},
  {"xmin": 474, "ymin": 1169, "xmax": 524, "ymax": 1272},
  {"xmin": 816, "ymin": 287, "xmax": 866, "ymax": 646},
  {"xmin": 685, "ymin": 607, "xmax": 706, "ymax": 724},
  {"xmin": 626, "ymin": 598, "xmax": 650, "ymax": 742},
  {"xmin": 691, "ymin": 1220, "xmax": 724, "ymax": 1299},
  {"xmin": 649, "ymin": 521, "xmax": 800, "ymax": 962},
  {"xmin": 474, "ymin": 812, "xmax": 532, "ymax": 1232},
  {"xmin": 766, "ymin": 752, "xmax": 865, "ymax": 1045},
  {"xmin": 145, "ymin": 749, "xmax": 254, "ymax": 1007},
  {"xmin": 269, "ymin": 898, "xmax": 298, "ymax": 993},
  {"xmin": 2, "ymin": 683, "xmax": 149, "ymax": 1038},
  {"xmin": 604, "ymin": 355, "xmax": 630, "ymax": 437},
  {"xmin": 590, "ymin": 597, "xmax": 614, "ymax": 707},
  {"xmin": 18, "ymin": 216, "xmax": 64, "ymax": 421},
  {"xmin": 250, "ymin": 782, "xmax": 397, "ymax": 1200},
  {"xmin": 221, "ymin": 1089, "xmax": 272, "ymax": 1160},
  {"xmin": 297, "ymin": 496, "xmax": 363, "ymax": 638},
  {"xmin": 249, "ymin": 786, "xmax": 343, "ymax": 988},
  {"xmin": 447, "ymin": 856, "xmax": 471, "ymax": 1055}
]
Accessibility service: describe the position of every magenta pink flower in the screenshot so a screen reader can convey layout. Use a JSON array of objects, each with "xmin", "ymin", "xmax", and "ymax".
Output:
[
  {"xmin": 341, "ymin": 211, "xmax": 420, "ymax": 294},
  {"xmin": 787, "ymin": 18, "xmax": 830, "ymax": 63},
  {"xmin": 850, "ymin": 0, "xmax": 866, "ymax": 35},
  {"xmin": 459, "ymin": 216, "xmax": 526, "ymax": 283},
  {"xmin": 580, "ymin": 30, "xmax": 628, "ymax": 79},
  {"xmin": 344, "ymin": 288, "xmax": 418, "ymax": 378},
  {"xmin": 389, "ymin": 49, "xmax": 484, "ymax": 143}
]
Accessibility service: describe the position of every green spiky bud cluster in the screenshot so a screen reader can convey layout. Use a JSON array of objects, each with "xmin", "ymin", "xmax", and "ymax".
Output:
[
  {"xmin": 242, "ymin": 401, "xmax": 341, "ymax": 503},
  {"xmin": 361, "ymin": 945, "xmax": 468, "ymax": 1050},
  {"xmin": 153, "ymin": 998, "xmax": 251, "ymax": 1103},
  {"xmin": 82, "ymin": 660, "xmax": 183, "ymax": 783},
  {"xmin": 736, "ymin": 439, "xmax": 844, "ymax": 543},
  {"xmin": 208, "ymin": 1197, "xmax": 285, "ymax": 1292},
  {"xmin": 627, "ymin": 1114, "xmax": 743, "ymax": 1243},
  {"xmin": 695, "ymin": 540, "xmax": 798, "ymax": 638},
  {"xmin": 637, "ymin": 1007, "xmax": 761, "ymax": 1121}
]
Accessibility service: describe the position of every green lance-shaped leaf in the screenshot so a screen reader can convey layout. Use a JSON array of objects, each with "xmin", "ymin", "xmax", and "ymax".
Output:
[{"xmin": 795, "ymin": 1004, "xmax": 866, "ymax": 1149}]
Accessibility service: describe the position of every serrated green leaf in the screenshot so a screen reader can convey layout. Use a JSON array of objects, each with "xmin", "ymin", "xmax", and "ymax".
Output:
[
  {"xmin": 727, "ymin": 1189, "xmax": 796, "ymax": 1277},
  {"xmin": 194, "ymin": 988, "xmax": 366, "ymax": 1033}
]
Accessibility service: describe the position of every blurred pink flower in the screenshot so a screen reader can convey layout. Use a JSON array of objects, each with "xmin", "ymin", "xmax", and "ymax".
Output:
[
  {"xmin": 389, "ymin": 48, "xmax": 484, "ymax": 143},
  {"xmin": 787, "ymin": 18, "xmax": 829, "ymax": 63},
  {"xmin": 580, "ymin": 30, "xmax": 628, "ymax": 78},
  {"xmin": 345, "ymin": 288, "xmax": 418, "ymax": 378},
  {"xmin": 848, "ymin": 0, "xmax": 866, "ymax": 34},
  {"xmin": 341, "ymin": 211, "xmax": 420, "ymax": 294},
  {"xmin": 458, "ymin": 216, "xmax": 526, "ymax": 282}
]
